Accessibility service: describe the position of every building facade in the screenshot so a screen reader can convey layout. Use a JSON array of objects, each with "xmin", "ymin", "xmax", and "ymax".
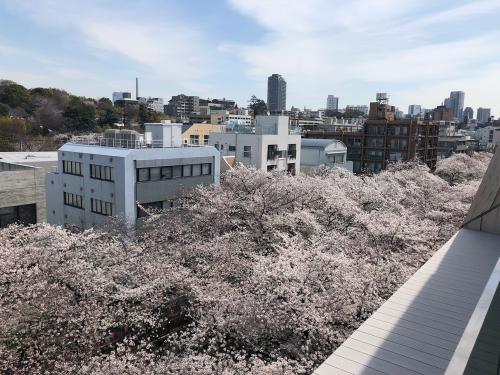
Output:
[
  {"xmin": 304, "ymin": 100, "xmax": 439, "ymax": 173},
  {"xmin": 463, "ymin": 107, "xmax": 474, "ymax": 122},
  {"xmin": 0, "ymin": 152, "xmax": 57, "ymax": 228},
  {"xmin": 46, "ymin": 122, "xmax": 220, "ymax": 228},
  {"xmin": 448, "ymin": 91, "xmax": 465, "ymax": 121},
  {"xmin": 166, "ymin": 95, "xmax": 200, "ymax": 122},
  {"xmin": 408, "ymin": 104, "xmax": 422, "ymax": 118},
  {"xmin": 182, "ymin": 124, "xmax": 226, "ymax": 145},
  {"xmin": 477, "ymin": 107, "xmax": 491, "ymax": 124},
  {"xmin": 326, "ymin": 95, "xmax": 339, "ymax": 111},
  {"xmin": 300, "ymin": 139, "xmax": 352, "ymax": 174},
  {"xmin": 267, "ymin": 74, "xmax": 287, "ymax": 113},
  {"xmin": 209, "ymin": 115, "xmax": 300, "ymax": 174},
  {"xmin": 433, "ymin": 105, "xmax": 453, "ymax": 122}
]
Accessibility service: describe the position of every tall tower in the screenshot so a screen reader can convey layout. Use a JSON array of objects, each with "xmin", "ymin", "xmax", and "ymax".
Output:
[
  {"xmin": 136, "ymin": 77, "xmax": 139, "ymax": 100},
  {"xmin": 449, "ymin": 91, "xmax": 465, "ymax": 121},
  {"xmin": 267, "ymin": 74, "xmax": 286, "ymax": 113},
  {"xmin": 326, "ymin": 95, "xmax": 339, "ymax": 111}
]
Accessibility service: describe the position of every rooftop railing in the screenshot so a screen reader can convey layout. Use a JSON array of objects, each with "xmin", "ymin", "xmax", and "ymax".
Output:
[{"xmin": 69, "ymin": 136, "xmax": 204, "ymax": 149}]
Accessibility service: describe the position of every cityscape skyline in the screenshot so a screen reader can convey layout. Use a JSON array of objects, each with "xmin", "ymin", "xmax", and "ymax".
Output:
[{"xmin": 0, "ymin": 0, "xmax": 500, "ymax": 114}]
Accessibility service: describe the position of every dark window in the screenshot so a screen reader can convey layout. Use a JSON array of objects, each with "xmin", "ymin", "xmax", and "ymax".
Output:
[
  {"xmin": 172, "ymin": 165, "xmax": 182, "ymax": 178},
  {"xmin": 243, "ymin": 145, "xmax": 251, "ymax": 158},
  {"xmin": 183, "ymin": 164, "xmax": 192, "ymax": 177},
  {"xmin": 150, "ymin": 167, "xmax": 161, "ymax": 181},
  {"xmin": 214, "ymin": 143, "xmax": 220, "ymax": 150},
  {"xmin": 137, "ymin": 168, "xmax": 149, "ymax": 182},
  {"xmin": 64, "ymin": 192, "xmax": 84, "ymax": 209},
  {"xmin": 229, "ymin": 145, "xmax": 236, "ymax": 151},
  {"xmin": 192, "ymin": 164, "xmax": 201, "ymax": 176},
  {"xmin": 202, "ymin": 163, "xmax": 211, "ymax": 175},
  {"xmin": 63, "ymin": 160, "xmax": 82, "ymax": 176},
  {"xmin": 161, "ymin": 166, "xmax": 172, "ymax": 179},
  {"xmin": 91, "ymin": 198, "xmax": 113, "ymax": 216},
  {"xmin": 0, "ymin": 204, "xmax": 36, "ymax": 228},
  {"xmin": 90, "ymin": 164, "xmax": 113, "ymax": 181}
]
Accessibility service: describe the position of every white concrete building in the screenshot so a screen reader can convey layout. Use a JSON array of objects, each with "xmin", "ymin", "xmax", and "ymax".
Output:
[
  {"xmin": 46, "ymin": 121, "xmax": 220, "ymax": 228},
  {"xmin": 209, "ymin": 115, "xmax": 301, "ymax": 174},
  {"xmin": 300, "ymin": 139, "xmax": 352, "ymax": 174}
]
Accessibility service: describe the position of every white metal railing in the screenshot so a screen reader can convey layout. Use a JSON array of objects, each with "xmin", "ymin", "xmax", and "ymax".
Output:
[{"xmin": 69, "ymin": 136, "xmax": 204, "ymax": 149}]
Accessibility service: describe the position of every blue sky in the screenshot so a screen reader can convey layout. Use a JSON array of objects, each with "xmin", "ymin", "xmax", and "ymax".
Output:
[{"xmin": 1, "ymin": 0, "xmax": 500, "ymax": 115}]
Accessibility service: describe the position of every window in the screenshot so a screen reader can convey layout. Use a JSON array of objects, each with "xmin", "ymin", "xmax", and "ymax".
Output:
[
  {"xmin": 63, "ymin": 192, "xmax": 84, "ymax": 209},
  {"xmin": 214, "ymin": 143, "xmax": 220, "ymax": 150},
  {"xmin": 229, "ymin": 145, "xmax": 236, "ymax": 152},
  {"xmin": 90, "ymin": 164, "xmax": 113, "ymax": 181},
  {"xmin": 202, "ymin": 163, "xmax": 211, "ymax": 175},
  {"xmin": 192, "ymin": 164, "xmax": 201, "ymax": 176},
  {"xmin": 137, "ymin": 168, "xmax": 149, "ymax": 182},
  {"xmin": 287, "ymin": 144, "xmax": 297, "ymax": 159},
  {"xmin": 63, "ymin": 160, "xmax": 82, "ymax": 176},
  {"xmin": 91, "ymin": 198, "xmax": 113, "ymax": 216},
  {"xmin": 190, "ymin": 135, "xmax": 200, "ymax": 145},
  {"xmin": 161, "ymin": 166, "xmax": 172, "ymax": 179},
  {"xmin": 243, "ymin": 146, "xmax": 251, "ymax": 158},
  {"xmin": 183, "ymin": 164, "xmax": 192, "ymax": 177},
  {"xmin": 150, "ymin": 167, "xmax": 161, "ymax": 181},
  {"xmin": 203, "ymin": 135, "xmax": 209, "ymax": 145},
  {"xmin": 172, "ymin": 165, "xmax": 182, "ymax": 178}
]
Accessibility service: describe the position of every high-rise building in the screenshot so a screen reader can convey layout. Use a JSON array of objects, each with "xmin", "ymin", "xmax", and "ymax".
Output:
[
  {"xmin": 112, "ymin": 92, "xmax": 132, "ymax": 104},
  {"xmin": 326, "ymin": 95, "xmax": 339, "ymax": 111},
  {"xmin": 477, "ymin": 107, "xmax": 491, "ymax": 124},
  {"xmin": 267, "ymin": 74, "xmax": 287, "ymax": 113},
  {"xmin": 463, "ymin": 107, "xmax": 474, "ymax": 123},
  {"xmin": 408, "ymin": 105, "xmax": 422, "ymax": 118},
  {"xmin": 448, "ymin": 91, "xmax": 465, "ymax": 121}
]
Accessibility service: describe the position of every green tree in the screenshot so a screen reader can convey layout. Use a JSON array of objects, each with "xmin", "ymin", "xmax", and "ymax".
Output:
[
  {"xmin": 63, "ymin": 96, "xmax": 97, "ymax": 132},
  {"xmin": 0, "ymin": 83, "xmax": 32, "ymax": 111},
  {"xmin": 248, "ymin": 95, "xmax": 267, "ymax": 116},
  {"xmin": 0, "ymin": 103, "xmax": 9, "ymax": 116}
]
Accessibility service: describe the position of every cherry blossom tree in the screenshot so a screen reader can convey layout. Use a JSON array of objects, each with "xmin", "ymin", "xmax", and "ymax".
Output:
[{"xmin": 0, "ymin": 153, "xmax": 492, "ymax": 374}]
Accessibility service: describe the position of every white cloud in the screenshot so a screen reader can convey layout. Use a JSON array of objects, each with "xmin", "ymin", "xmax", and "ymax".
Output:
[{"xmin": 227, "ymin": 0, "xmax": 500, "ymax": 114}]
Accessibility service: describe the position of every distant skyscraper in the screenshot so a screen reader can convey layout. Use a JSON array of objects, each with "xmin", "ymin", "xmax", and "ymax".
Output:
[
  {"xmin": 408, "ymin": 104, "xmax": 422, "ymax": 118},
  {"xmin": 326, "ymin": 95, "xmax": 339, "ymax": 111},
  {"xmin": 477, "ymin": 107, "xmax": 491, "ymax": 124},
  {"xmin": 449, "ymin": 91, "xmax": 465, "ymax": 121},
  {"xmin": 463, "ymin": 107, "xmax": 474, "ymax": 123},
  {"xmin": 267, "ymin": 74, "xmax": 287, "ymax": 112}
]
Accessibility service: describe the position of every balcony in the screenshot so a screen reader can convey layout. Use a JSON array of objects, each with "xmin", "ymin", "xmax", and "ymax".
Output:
[{"xmin": 313, "ymin": 146, "xmax": 500, "ymax": 375}]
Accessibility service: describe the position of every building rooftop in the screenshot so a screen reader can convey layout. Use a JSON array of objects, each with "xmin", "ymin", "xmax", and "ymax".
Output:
[
  {"xmin": 0, "ymin": 152, "xmax": 58, "ymax": 164},
  {"xmin": 301, "ymin": 139, "xmax": 347, "ymax": 149}
]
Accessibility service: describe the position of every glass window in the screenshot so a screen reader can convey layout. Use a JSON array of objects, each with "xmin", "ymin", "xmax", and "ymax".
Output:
[
  {"xmin": 150, "ymin": 167, "xmax": 161, "ymax": 181},
  {"xmin": 183, "ymin": 165, "xmax": 192, "ymax": 177},
  {"xmin": 161, "ymin": 166, "xmax": 172, "ymax": 179},
  {"xmin": 229, "ymin": 145, "xmax": 236, "ymax": 151},
  {"xmin": 172, "ymin": 165, "xmax": 182, "ymax": 178},
  {"xmin": 192, "ymin": 164, "xmax": 201, "ymax": 176},
  {"xmin": 138, "ymin": 168, "xmax": 149, "ymax": 182},
  {"xmin": 243, "ymin": 145, "xmax": 251, "ymax": 157},
  {"xmin": 202, "ymin": 163, "xmax": 211, "ymax": 175}
]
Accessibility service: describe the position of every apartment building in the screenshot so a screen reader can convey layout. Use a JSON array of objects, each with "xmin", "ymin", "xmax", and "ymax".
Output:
[
  {"xmin": 46, "ymin": 121, "xmax": 220, "ymax": 228},
  {"xmin": 304, "ymin": 98, "xmax": 439, "ymax": 173},
  {"xmin": 165, "ymin": 95, "xmax": 200, "ymax": 122},
  {"xmin": 209, "ymin": 115, "xmax": 301, "ymax": 174}
]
